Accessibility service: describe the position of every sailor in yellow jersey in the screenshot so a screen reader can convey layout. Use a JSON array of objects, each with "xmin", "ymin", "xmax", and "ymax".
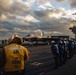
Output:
[{"xmin": 3, "ymin": 34, "xmax": 30, "ymax": 75}]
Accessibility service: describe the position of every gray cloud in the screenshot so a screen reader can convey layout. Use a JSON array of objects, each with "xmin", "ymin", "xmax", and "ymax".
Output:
[
  {"xmin": 38, "ymin": 0, "xmax": 50, "ymax": 4},
  {"xmin": 32, "ymin": 8, "xmax": 74, "ymax": 36},
  {"xmin": 68, "ymin": 0, "xmax": 76, "ymax": 8},
  {"xmin": 56, "ymin": 0, "xmax": 64, "ymax": 2},
  {"xmin": 0, "ymin": 0, "xmax": 30, "ymax": 20},
  {"xmin": 0, "ymin": 0, "xmax": 75, "ymax": 39},
  {"xmin": 54, "ymin": 0, "xmax": 76, "ymax": 8}
]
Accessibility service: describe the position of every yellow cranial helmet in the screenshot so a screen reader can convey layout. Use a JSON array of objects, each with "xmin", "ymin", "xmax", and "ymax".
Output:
[{"xmin": 8, "ymin": 33, "xmax": 22, "ymax": 44}]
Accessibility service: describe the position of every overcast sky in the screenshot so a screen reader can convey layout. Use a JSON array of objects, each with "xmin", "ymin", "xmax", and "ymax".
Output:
[{"xmin": 0, "ymin": 0, "xmax": 76, "ymax": 39}]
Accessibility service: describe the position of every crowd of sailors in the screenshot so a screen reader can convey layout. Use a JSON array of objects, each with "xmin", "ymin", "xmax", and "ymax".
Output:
[
  {"xmin": 51, "ymin": 39, "xmax": 76, "ymax": 69},
  {"xmin": 1, "ymin": 37, "xmax": 76, "ymax": 70}
]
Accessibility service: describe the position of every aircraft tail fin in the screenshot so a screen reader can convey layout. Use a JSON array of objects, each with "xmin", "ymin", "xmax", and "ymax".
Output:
[
  {"xmin": 40, "ymin": 31, "xmax": 44, "ymax": 37},
  {"xmin": 48, "ymin": 32, "xmax": 53, "ymax": 38}
]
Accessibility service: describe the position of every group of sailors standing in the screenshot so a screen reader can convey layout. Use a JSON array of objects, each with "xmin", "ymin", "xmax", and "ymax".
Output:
[{"xmin": 51, "ymin": 39, "xmax": 76, "ymax": 69}]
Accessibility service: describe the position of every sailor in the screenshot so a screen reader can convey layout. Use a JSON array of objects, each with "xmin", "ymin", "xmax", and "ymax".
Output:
[
  {"xmin": 63, "ymin": 40, "xmax": 68, "ymax": 63},
  {"xmin": 58, "ymin": 40, "xmax": 63, "ymax": 66},
  {"xmin": 74, "ymin": 41, "xmax": 76, "ymax": 54},
  {"xmin": 3, "ymin": 34, "xmax": 30, "ymax": 75},
  {"xmin": 68, "ymin": 40, "xmax": 73, "ymax": 59},
  {"xmin": 51, "ymin": 41, "xmax": 59, "ymax": 68}
]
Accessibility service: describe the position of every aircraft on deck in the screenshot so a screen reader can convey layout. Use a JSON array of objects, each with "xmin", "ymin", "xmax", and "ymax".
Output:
[{"xmin": 22, "ymin": 31, "xmax": 53, "ymax": 45}]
